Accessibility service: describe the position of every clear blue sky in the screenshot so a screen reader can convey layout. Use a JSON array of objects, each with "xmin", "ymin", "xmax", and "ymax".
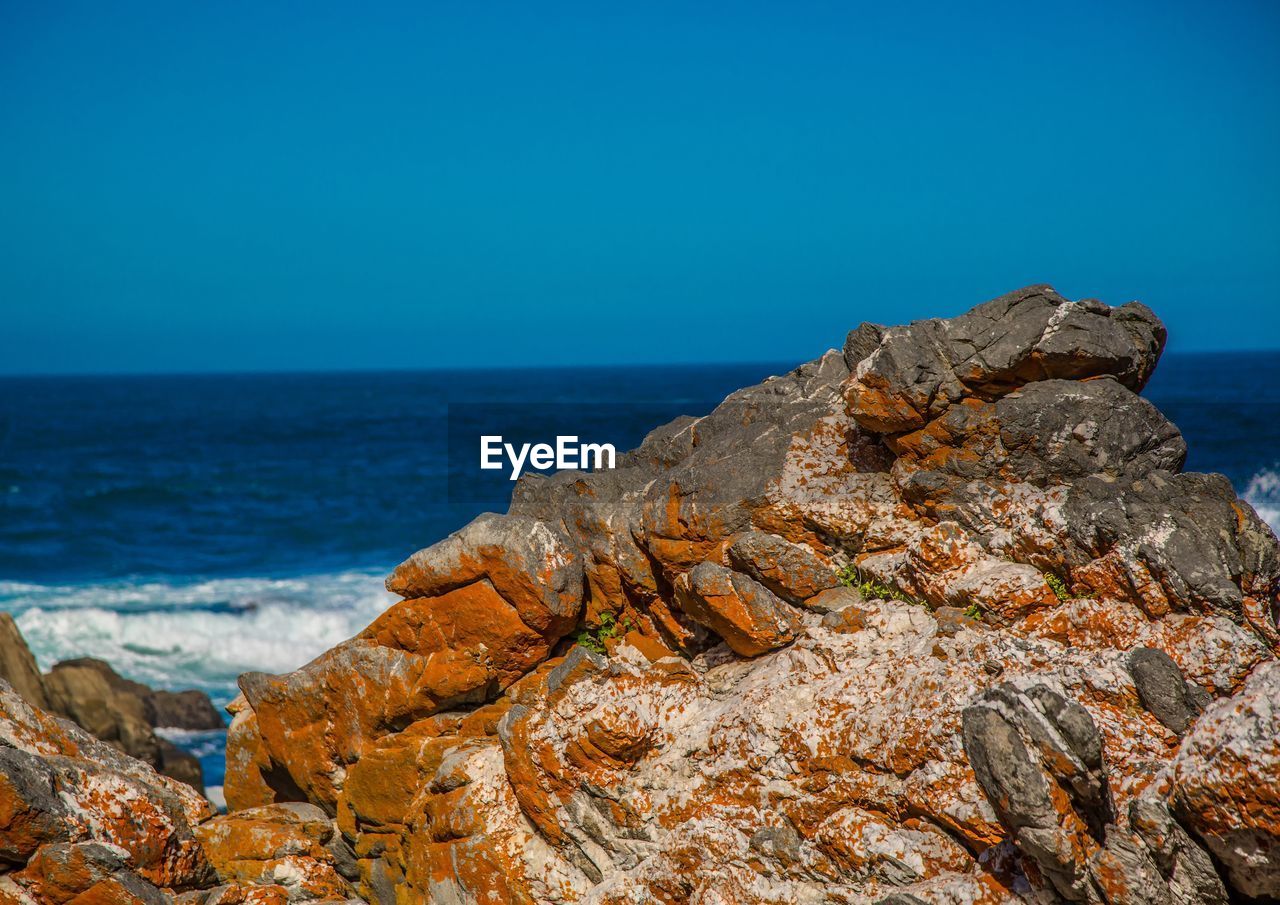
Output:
[{"xmin": 2, "ymin": 1, "xmax": 1277, "ymax": 374}]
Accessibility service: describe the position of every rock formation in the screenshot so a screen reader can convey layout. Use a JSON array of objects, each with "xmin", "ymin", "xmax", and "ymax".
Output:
[
  {"xmin": 2, "ymin": 284, "xmax": 1278, "ymax": 904},
  {"xmin": 0, "ymin": 618, "xmax": 223, "ymax": 795}
]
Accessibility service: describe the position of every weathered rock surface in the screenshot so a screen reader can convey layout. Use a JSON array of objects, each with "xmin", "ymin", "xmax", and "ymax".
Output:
[
  {"xmin": 4, "ymin": 285, "xmax": 1279, "ymax": 903},
  {"xmin": 194, "ymin": 803, "xmax": 357, "ymax": 902},
  {"xmin": 0, "ymin": 621, "xmax": 221, "ymax": 796},
  {"xmin": 0, "ymin": 679, "xmax": 213, "ymax": 888},
  {"xmin": 1169, "ymin": 659, "xmax": 1280, "ymax": 899}
]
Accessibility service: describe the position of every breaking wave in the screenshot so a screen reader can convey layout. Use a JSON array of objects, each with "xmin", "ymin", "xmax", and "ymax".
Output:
[
  {"xmin": 1, "ymin": 571, "xmax": 394, "ymax": 708},
  {"xmin": 1244, "ymin": 468, "xmax": 1280, "ymax": 534}
]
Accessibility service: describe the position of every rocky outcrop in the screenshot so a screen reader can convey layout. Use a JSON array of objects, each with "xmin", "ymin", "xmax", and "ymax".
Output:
[
  {"xmin": 0, "ymin": 677, "xmax": 359, "ymax": 903},
  {"xmin": 0, "ymin": 621, "xmax": 222, "ymax": 796},
  {"xmin": 1169, "ymin": 659, "xmax": 1280, "ymax": 898},
  {"xmin": 0, "ymin": 678, "xmax": 214, "ymax": 898},
  {"xmin": 4, "ymin": 285, "xmax": 1279, "ymax": 903}
]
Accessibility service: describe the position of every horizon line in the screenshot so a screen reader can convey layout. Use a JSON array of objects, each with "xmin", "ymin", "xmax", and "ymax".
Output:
[{"xmin": 2, "ymin": 346, "xmax": 1278, "ymax": 380}]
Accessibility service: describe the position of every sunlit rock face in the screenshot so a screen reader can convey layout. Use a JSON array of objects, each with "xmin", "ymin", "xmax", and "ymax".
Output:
[{"xmin": 3, "ymin": 285, "xmax": 1277, "ymax": 904}]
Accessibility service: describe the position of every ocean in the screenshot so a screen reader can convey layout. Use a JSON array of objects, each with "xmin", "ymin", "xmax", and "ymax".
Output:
[{"xmin": 2, "ymin": 353, "xmax": 1278, "ymax": 803}]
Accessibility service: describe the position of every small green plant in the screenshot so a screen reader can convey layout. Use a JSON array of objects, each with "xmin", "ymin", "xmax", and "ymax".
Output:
[
  {"xmin": 963, "ymin": 602, "xmax": 983, "ymax": 620},
  {"xmin": 572, "ymin": 611, "xmax": 633, "ymax": 654},
  {"xmin": 1044, "ymin": 572, "xmax": 1071, "ymax": 601},
  {"xmin": 1043, "ymin": 572, "xmax": 1094, "ymax": 601},
  {"xmin": 836, "ymin": 565, "xmax": 930, "ymax": 609}
]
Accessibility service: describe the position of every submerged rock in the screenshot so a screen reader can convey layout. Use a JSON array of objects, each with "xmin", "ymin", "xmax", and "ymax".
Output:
[{"xmin": 3, "ymin": 285, "xmax": 1278, "ymax": 903}]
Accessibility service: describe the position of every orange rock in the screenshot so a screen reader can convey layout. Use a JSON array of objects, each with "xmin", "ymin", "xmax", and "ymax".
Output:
[
  {"xmin": 63, "ymin": 872, "xmax": 166, "ymax": 905},
  {"xmin": 385, "ymin": 513, "xmax": 583, "ymax": 640},
  {"xmin": 0, "ymin": 683, "xmax": 212, "ymax": 890},
  {"xmin": 13, "ymin": 842, "xmax": 127, "ymax": 904},
  {"xmin": 673, "ymin": 562, "xmax": 800, "ymax": 657},
  {"xmin": 361, "ymin": 581, "xmax": 550, "ymax": 687},
  {"xmin": 235, "ymin": 637, "xmax": 491, "ymax": 810},
  {"xmin": 195, "ymin": 803, "xmax": 353, "ymax": 902}
]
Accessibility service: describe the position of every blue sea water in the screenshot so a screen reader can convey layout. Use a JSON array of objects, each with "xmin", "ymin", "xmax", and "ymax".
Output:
[{"xmin": 2, "ymin": 354, "xmax": 1278, "ymax": 801}]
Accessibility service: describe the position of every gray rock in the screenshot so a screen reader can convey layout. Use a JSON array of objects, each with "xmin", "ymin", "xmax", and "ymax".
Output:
[
  {"xmin": 1129, "ymin": 796, "xmax": 1228, "ymax": 905},
  {"xmin": 842, "ymin": 322, "xmax": 886, "ymax": 371},
  {"xmin": 847, "ymin": 285, "xmax": 1167, "ymax": 434},
  {"xmin": 748, "ymin": 824, "xmax": 803, "ymax": 866},
  {"xmin": 964, "ymin": 680, "xmax": 1244, "ymax": 905},
  {"xmin": 1127, "ymin": 647, "xmax": 1203, "ymax": 737},
  {"xmin": 1063, "ymin": 470, "xmax": 1279, "ymax": 628},
  {"xmin": 995, "ymin": 378, "xmax": 1186, "ymax": 483}
]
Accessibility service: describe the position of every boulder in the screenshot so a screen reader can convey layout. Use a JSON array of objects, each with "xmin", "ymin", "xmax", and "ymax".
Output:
[
  {"xmin": 724, "ymin": 530, "xmax": 838, "ymax": 604},
  {"xmin": 385, "ymin": 512, "xmax": 584, "ymax": 641},
  {"xmin": 962, "ymin": 681, "xmax": 1231, "ymax": 905},
  {"xmin": 845, "ymin": 285, "xmax": 1166, "ymax": 434},
  {"xmin": 1126, "ymin": 647, "xmax": 1207, "ymax": 737},
  {"xmin": 13, "ymin": 841, "xmax": 129, "ymax": 903},
  {"xmin": 0, "ymin": 679, "xmax": 214, "ymax": 888},
  {"xmin": 194, "ymin": 803, "xmax": 354, "ymax": 902},
  {"xmin": 673, "ymin": 561, "xmax": 801, "ymax": 657}
]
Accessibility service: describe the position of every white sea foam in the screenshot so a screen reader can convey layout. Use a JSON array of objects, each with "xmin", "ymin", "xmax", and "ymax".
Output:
[
  {"xmin": 1245, "ymin": 468, "xmax": 1280, "ymax": 534},
  {"xmin": 2, "ymin": 571, "xmax": 394, "ymax": 706},
  {"xmin": 206, "ymin": 785, "xmax": 227, "ymax": 812},
  {"xmin": 155, "ymin": 727, "xmax": 228, "ymax": 757}
]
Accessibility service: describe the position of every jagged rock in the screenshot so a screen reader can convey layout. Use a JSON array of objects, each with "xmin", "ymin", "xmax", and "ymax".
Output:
[
  {"xmin": 673, "ymin": 561, "xmax": 801, "ymax": 656},
  {"xmin": 61, "ymin": 871, "xmax": 169, "ymax": 905},
  {"xmin": 0, "ymin": 679, "xmax": 214, "ymax": 888},
  {"xmin": 1128, "ymin": 795, "xmax": 1228, "ymax": 905},
  {"xmin": 219, "ymin": 286, "xmax": 1278, "ymax": 902},
  {"xmin": 1169, "ymin": 660, "xmax": 1280, "ymax": 899},
  {"xmin": 962, "ymin": 683, "xmax": 1111, "ymax": 901},
  {"xmin": 0, "ymin": 744, "xmax": 70, "ymax": 864},
  {"xmin": 962, "ymin": 676, "xmax": 1246, "ymax": 905},
  {"xmin": 385, "ymin": 512, "xmax": 584, "ymax": 641},
  {"xmin": 845, "ymin": 285, "xmax": 1165, "ymax": 433},
  {"xmin": 194, "ymin": 803, "xmax": 355, "ymax": 902}
]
